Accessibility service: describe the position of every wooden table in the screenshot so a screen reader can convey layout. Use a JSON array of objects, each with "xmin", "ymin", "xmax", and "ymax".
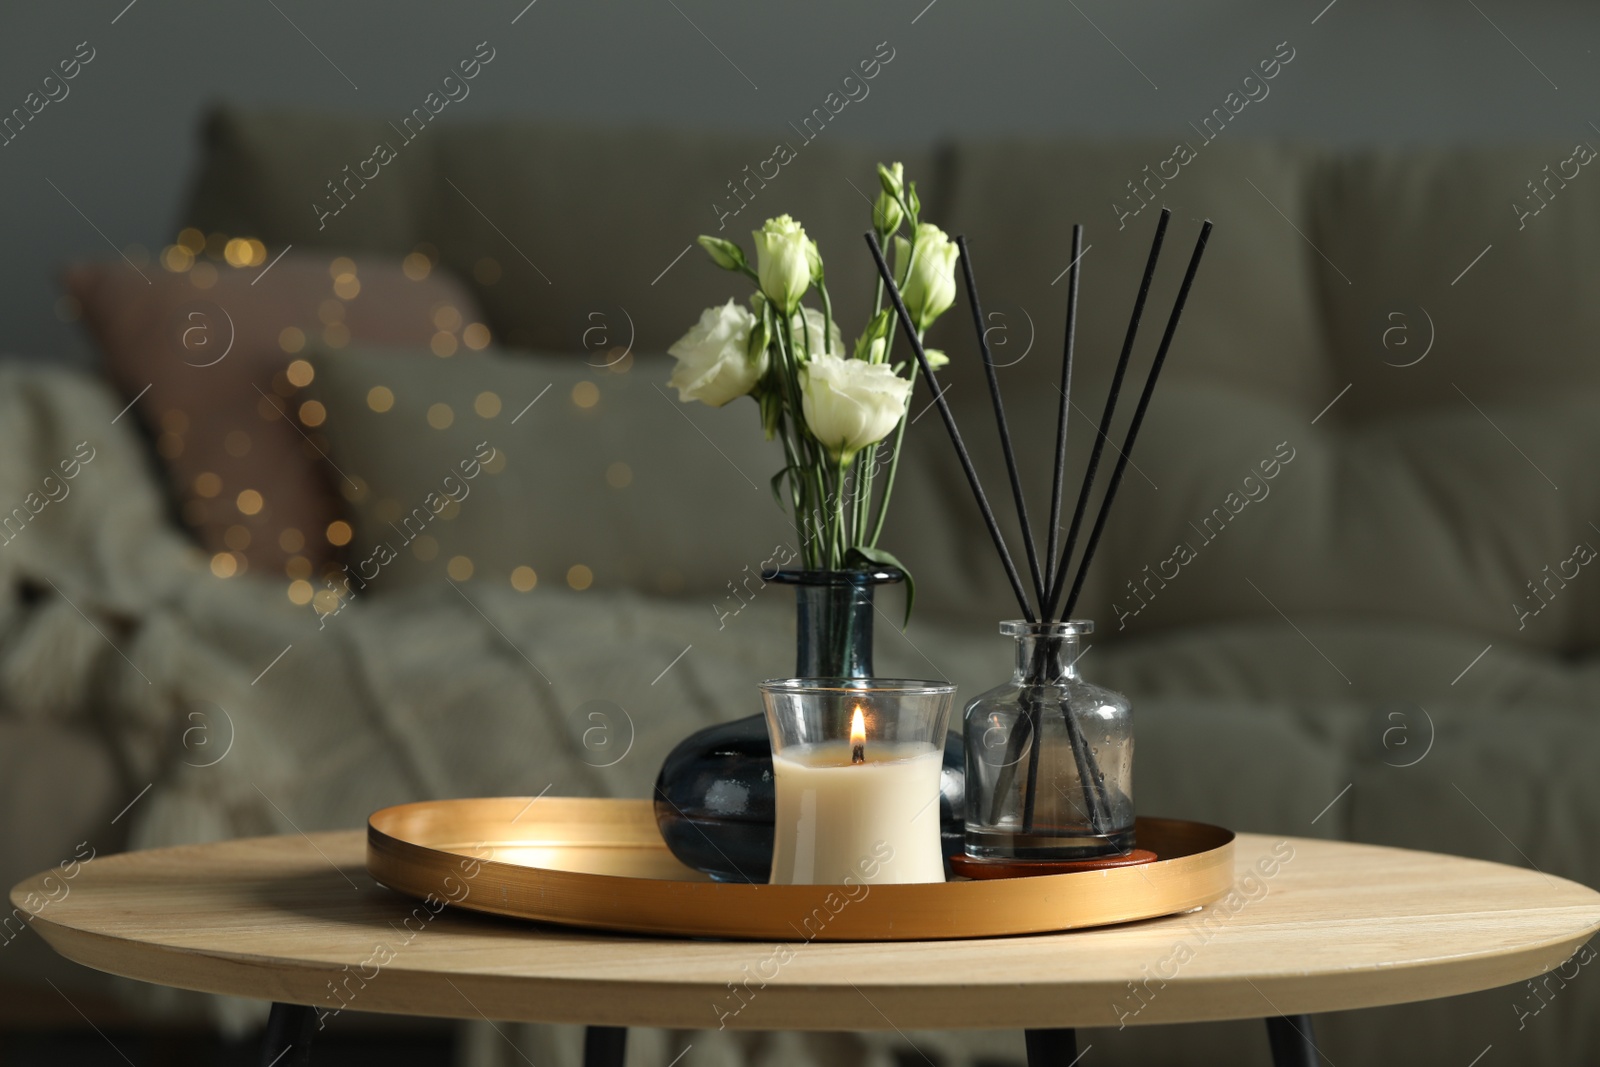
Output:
[{"xmin": 14, "ymin": 827, "xmax": 1600, "ymax": 1067}]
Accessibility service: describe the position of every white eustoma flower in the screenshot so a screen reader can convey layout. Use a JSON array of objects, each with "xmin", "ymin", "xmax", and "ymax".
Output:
[
  {"xmin": 893, "ymin": 223, "xmax": 961, "ymax": 331},
  {"xmin": 668, "ymin": 300, "xmax": 763, "ymax": 407},
  {"xmin": 791, "ymin": 307, "xmax": 843, "ymax": 360},
  {"xmin": 801, "ymin": 354, "xmax": 913, "ymax": 460},
  {"xmin": 753, "ymin": 215, "xmax": 813, "ymax": 313}
]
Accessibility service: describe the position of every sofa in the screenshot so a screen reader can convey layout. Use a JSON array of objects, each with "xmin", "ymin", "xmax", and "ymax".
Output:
[{"xmin": 3, "ymin": 106, "xmax": 1599, "ymax": 1066}]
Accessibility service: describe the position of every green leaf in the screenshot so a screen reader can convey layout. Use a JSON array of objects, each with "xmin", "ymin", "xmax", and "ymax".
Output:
[
  {"xmin": 748, "ymin": 313, "xmax": 773, "ymax": 364},
  {"xmin": 848, "ymin": 545, "xmax": 915, "ymax": 628},
  {"xmin": 852, "ymin": 307, "xmax": 895, "ymax": 362},
  {"xmin": 769, "ymin": 465, "xmax": 799, "ymax": 510},
  {"xmin": 758, "ymin": 390, "xmax": 781, "ymax": 440}
]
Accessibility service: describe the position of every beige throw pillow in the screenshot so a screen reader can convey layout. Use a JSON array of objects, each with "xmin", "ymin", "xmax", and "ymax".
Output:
[{"xmin": 66, "ymin": 254, "xmax": 488, "ymax": 579}]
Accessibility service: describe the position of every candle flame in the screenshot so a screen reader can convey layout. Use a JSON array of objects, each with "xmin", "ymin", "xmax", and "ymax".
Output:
[{"xmin": 850, "ymin": 705, "xmax": 866, "ymax": 747}]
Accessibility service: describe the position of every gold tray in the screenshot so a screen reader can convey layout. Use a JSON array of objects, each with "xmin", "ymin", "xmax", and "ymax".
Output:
[{"xmin": 367, "ymin": 797, "xmax": 1234, "ymax": 941}]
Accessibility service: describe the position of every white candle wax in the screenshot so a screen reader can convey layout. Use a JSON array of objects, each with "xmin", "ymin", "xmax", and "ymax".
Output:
[{"xmin": 769, "ymin": 740, "xmax": 946, "ymax": 885}]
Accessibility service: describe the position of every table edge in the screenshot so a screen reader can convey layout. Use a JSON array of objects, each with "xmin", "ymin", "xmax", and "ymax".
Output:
[{"xmin": 20, "ymin": 904, "xmax": 1600, "ymax": 1031}]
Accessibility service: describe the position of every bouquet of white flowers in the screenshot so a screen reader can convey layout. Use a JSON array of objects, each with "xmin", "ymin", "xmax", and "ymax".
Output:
[{"xmin": 668, "ymin": 163, "xmax": 959, "ymax": 600}]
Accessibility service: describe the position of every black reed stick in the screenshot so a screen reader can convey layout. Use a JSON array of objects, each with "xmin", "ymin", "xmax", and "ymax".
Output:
[
  {"xmin": 1061, "ymin": 220, "xmax": 1212, "ymax": 619},
  {"xmin": 1043, "ymin": 208, "xmax": 1171, "ymax": 620},
  {"xmin": 1024, "ymin": 225, "xmax": 1085, "ymax": 835},
  {"xmin": 864, "ymin": 232, "xmax": 1037, "ymax": 623},
  {"xmin": 1043, "ymin": 224, "xmax": 1084, "ymax": 601},
  {"xmin": 1017, "ymin": 214, "xmax": 1174, "ymax": 839},
  {"xmin": 1019, "ymin": 663, "xmax": 1051, "ymax": 832},
  {"xmin": 1018, "ymin": 631, "xmax": 1109, "ymax": 836},
  {"xmin": 957, "ymin": 235, "xmax": 1046, "ymax": 612},
  {"xmin": 959, "ymin": 233, "xmax": 1093, "ymax": 836}
]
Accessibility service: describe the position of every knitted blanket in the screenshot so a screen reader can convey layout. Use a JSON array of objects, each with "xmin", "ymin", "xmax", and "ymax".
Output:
[{"xmin": 0, "ymin": 362, "xmax": 1019, "ymax": 1067}]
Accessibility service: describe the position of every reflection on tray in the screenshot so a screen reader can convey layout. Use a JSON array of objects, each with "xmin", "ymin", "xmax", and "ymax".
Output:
[{"xmin": 438, "ymin": 841, "xmax": 714, "ymax": 882}]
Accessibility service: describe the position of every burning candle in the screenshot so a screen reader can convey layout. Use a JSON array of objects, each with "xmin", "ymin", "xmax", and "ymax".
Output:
[{"xmin": 760, "ymin": 681, "xmax": 955, "ymax": 886}]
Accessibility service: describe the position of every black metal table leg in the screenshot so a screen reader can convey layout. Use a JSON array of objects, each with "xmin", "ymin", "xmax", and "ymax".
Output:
[
  {"xmin": 261, "ymin": 1002, "xmax": 318, "ymax": 1066},
  {"xmin": 584, "ymin": 1025, "xmax": 628, "ymax": 1067},
  {"xmin": 1024, "ymin": 1028, "xmax": 1078, "ymax": 1067},
  {"xmin": 1265, "ymin": 1014, "xmax": 1317, "ymax": 1067}
]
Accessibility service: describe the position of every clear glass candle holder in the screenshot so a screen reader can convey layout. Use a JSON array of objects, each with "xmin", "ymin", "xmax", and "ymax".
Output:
[
  {"xmin": 963, "ymin": 620, "xmax": 1135, "ymax": 861},
  {"xmin": 759, "ymin": 678, "xmax": 955, "ymax": 885}
]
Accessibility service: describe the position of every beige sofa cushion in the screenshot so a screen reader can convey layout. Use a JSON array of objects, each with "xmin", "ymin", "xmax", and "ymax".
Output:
[
  {"xmin": 935, "ymin": 138, "xmax": 1335, "ymax": 413},
  {"xmin": 869, "ymin": 139, "xmax": 1340, "ymax": 627},
  {"xmin": 184, "ymin": 107, "xmax": 441, "ymax": 256},
  {"xmin": 305, "ymin": 345, "xmax": 792, "ymax": 599},
  {"xmin": 1072, "ymin": 380, "xmax": 1600, "ymax": 654},
  {"xmin": 184, "ymin": 106, "xmax": 936, "ymax": 360},
  {"xmin": 1309, "ymin": 144, "xmax": 1600, "ymax": 420},
  {"xmin": 427, "ymin": 121, "xmax": 935, "ymax": 354}
]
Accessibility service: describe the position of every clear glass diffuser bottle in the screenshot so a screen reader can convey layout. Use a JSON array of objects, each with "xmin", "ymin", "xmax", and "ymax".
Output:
[{"xmin": 963, "ymin": 620, "xmax": 1135, "ymax": 860}]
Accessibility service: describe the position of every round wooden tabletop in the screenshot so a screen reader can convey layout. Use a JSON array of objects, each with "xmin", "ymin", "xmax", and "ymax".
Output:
[{"xmin": 13, "ymin": 824, "xmax": 1600, "ymax": 1032}]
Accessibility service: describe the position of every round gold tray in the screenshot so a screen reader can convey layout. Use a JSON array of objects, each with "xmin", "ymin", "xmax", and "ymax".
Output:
[{"xmin": 367, "ymin": 797, "xmax": 1234, "ymax": 941}]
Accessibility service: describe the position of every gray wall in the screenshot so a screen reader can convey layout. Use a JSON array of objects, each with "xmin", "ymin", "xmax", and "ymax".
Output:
[{"xmin": 3, "ymin": 0, "xmax": 1597, "ymax": 364}]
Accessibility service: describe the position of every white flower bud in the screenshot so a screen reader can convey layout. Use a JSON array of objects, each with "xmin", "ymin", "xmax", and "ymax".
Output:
[
  {"xmin": 893, "ymin": 223, "xmax": 960, "ymax": 332},
  {"xmin": 696, "ymin": 235, "xmax": 747, "ymax": 272},
  {"xmin": 752, "ymin": 215, "xmax": 813, "ymax": 314},
  {"xmin": 874, "ymin": 162, "xmax": 905, "ymax": 235}
]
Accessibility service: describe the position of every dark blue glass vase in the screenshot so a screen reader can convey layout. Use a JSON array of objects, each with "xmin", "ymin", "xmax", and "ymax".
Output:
[{"xmin": 654, "ymin": 568, "xmax": 965, "ymax": 882}]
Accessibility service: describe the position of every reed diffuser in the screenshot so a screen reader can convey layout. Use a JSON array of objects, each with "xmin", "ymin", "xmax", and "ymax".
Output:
[{"xmin": 866, "ymin": 209, "xmax": 1213, "ymax": 861}]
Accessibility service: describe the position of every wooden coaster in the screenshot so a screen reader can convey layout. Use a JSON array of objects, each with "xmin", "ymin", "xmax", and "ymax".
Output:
[{"xmin": 948, "ymin": 849, "xmax": 1159, "ymax": 880}]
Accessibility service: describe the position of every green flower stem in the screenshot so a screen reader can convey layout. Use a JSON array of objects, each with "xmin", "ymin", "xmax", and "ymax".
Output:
[
  {"xmin": 819, "ymin": 281, "xmax": 835, "ymax": 357},
  {"xmin": 863, "ymin": 217, "xmax": 923, "ymax": 549},
  {"xmin": 771, "ymin": 315, "xmax": 812, "ymax": 565},
  {"xmin": 852, "ymin": 443, "xmax": 875, "ymax": 547},
  {"xmin": 789, "ymin": 349, "xmax": 825, "ymax": 567},
  {"xmin": 879, "ymin": 292, "xmax": 901, "ymax": 362},
  {"xmin": 775, "ymin": 410, "xmax": 803, "ymax": 509},
  {"xmin": 776, "ymin": 313, "xmax": 829, "ymax": 568},
  {"xmin": 832, "ymin": 454, "xmax": 850, "ymax": 569},
  {"xmin": 853, "ymin": 225, "xmax": 916, "ymax": 547},
  {"xmin": 868, "ymin": 331, "xmax": 923, "ymax": 548}
]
